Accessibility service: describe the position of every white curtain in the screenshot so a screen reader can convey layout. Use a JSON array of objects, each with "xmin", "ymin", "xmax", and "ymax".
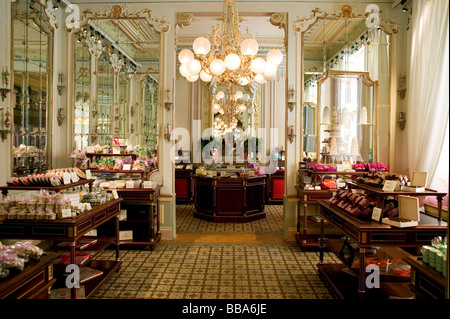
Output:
[
  {"xmin": 407, "ymin": 0, "xmax": 449, "ymax": 205},
  {"xmin": 367, "ymin": 29, "xmax": 390, "ymax": 165}
]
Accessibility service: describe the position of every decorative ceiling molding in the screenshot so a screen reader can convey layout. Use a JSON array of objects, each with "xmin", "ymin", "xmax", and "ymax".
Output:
[
  {"xmin": 293, "ymin": 5, "xmax": 399, "ymax": 35},
  {"xmin": 71, "ymin": 4, "xmax": 169, "ymax": 33},
  {"xmin": 176, "ymin": 12, "xmax": 198, "ymax": 29}
]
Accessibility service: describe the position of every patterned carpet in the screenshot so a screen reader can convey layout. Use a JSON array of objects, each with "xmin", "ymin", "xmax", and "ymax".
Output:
[
  {"xmin": 176, "ymin": 204, "xmax": 284, "ymax": 234},
  {"xmin": 92, "ymin": 242, "xmax": 339, "ymax": 299}
]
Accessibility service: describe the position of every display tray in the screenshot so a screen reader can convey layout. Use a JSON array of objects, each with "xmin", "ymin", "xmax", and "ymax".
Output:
[
  {"xmin": 317, "ymin": 263, "xmax": 414, "ymax": 299},
  {"xmin": 55, "ymin": 236, "xmax": 116, "ymax": 261},
  {"xmin": 52, "ymin": 259, "xmax": 121, "ymax": 299},
  {"xmin": 324, "ymin": 238, "xmax": 412, "ymax": 281}
]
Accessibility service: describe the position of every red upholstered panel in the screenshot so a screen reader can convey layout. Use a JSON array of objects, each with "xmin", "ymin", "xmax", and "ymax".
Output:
[
  {"xmin": 273, "ymin": 179, "xmax": 284, "ymax": 198},
  {"xmin": 175, "ymin": 179, "xmax": 188, "ymax": 198}
]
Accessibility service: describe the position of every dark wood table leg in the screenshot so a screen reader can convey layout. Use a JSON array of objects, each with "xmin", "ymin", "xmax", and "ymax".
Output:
[
  {"xmin": 358, "ymin": 247, "xmax": 366, "ymax": 298},
  {"xmin": 150, "ymin": 203, "xmax": 155, "ymax": 244},
  {"xmin": 303, "ymin": 198, "xmax": 308, "ymax": 245},
  {"xmin": 319, "ymin": 217, "xmax": 324, "ymax": 264},
  {"xmin": 156, "ymin": 200, "xmax": 160, "ymax": 236},
  {"xmin": 70, "ymin": 241, "xmax": 76, "ymax": 299},
  {"xmin": 437, "ymin": 195, "xmax": 443, "ymax": 222},
  {"xmin": 296, "ymin": 197, "xmax": 300, "ymax": 236},
  {"xmin": 115, "ymin": 215, "xmax": 120, "ymax": 262}
]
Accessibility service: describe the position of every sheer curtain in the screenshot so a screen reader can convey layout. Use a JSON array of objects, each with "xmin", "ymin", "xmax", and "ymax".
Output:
[{"xmin": 407, "ymin": 0, "xmax": 449, "ymax": 207}]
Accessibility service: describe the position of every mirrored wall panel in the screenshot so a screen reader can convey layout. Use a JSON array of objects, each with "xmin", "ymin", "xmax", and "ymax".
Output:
[
  {"xmin": 73, "ymin": 15, "xmax": 160, "ymax": 155},
  {"xmin": 12, "ymin": 0, "xmax": 54, "ymax": 176},
  {"xmin": 301, "ymin": 7, "xmax": 391, "ymax": 163}
]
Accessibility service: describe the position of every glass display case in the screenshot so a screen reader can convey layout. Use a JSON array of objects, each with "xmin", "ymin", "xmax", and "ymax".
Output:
[{"xmin": 316, "ymin": 70, "xmax": 377, "ymax": 165}]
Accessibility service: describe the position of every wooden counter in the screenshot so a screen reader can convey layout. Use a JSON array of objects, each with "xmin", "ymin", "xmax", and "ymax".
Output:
[{"xmin": 193, "ymin": 176, "xmax": 266, "ymax": 222}]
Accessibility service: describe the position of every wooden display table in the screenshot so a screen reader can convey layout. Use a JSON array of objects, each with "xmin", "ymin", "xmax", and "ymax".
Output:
[
  {"xmin": 346, "ymin": 181, "xmax": 447, "ymax": 221},
  {"xmin": 194, "ymin": 176, "xmax": 266, "ymax": 223},
  {"xmin": 0, "ymin": 198, "xmax": 123, "ymax": 299},
  {"xmin": 317, "ymin": 199, "xmax": 447, "ymax": 299},
  {"xmin": 0, "ymin": 179, "xmax": 94, "ymax": 197},
  {"xmin": 175, "ymin": 168, "xmax": 194, "ymax": 204},
  {"xmin": 0, "ymin": 252, "xmax": 59, "ymax": 299},
  {"xmin": 266, "ymin": 169, "xmax": 284, "ymax": 204},
  {"xmin": 296, "ymin": 169, "xmax": 365, "ymax": 249},
  {"xmin": 102, "ymin": 187, "xmax": 161, "ymax": 249},
  {"xmin": 404, "ymin": 256, "xmax": 446, "ymax": 299}
]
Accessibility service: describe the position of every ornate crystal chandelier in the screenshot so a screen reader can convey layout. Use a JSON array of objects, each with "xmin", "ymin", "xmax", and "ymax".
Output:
[
  {"xmin": 178, "ymin": 0, "xmax": 283, "ymax": 85},
  {"xmin": 212, "ymin": 83, "xmax": 251, "ymax": 135}
]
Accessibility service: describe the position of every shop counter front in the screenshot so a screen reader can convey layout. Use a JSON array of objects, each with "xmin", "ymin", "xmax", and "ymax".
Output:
[{"xmin": 193, "ymin": 176, "xmax": 266, "ymax": 222}]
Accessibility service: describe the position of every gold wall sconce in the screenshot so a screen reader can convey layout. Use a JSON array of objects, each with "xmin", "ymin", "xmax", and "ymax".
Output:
[
  {"xmin": 398, "ymin": 77, "xmax": 406, "ymax": 99},
  {"xmin": 0, "ymin": 107, "xmax": 11, "ymax": 142},
  {"xmin": 287, "ymin": 86, "xmax": 295, "ymax": 112},
  {"xmin": 57, "ymin": 72, "xmax": 65, "ymax": 96},
  {"xmin": 287, "ymin": 125, "xmax": 296, "ymax": 143},
  {"xmin": 57, "ymin": 107, "xmax": 65, "ymax": 126},
  {"xmin": 397, "ymin": 112, "xmax": 406, "ymax": 131},
  {"xmin": 164, "ymin": 124, "xmax": 172, "ymax": 141},
  {"xmin": 0, "ymin": 67, "xmax": 11, "ymax": 102},
  {"xmin": 164, "ymin": 88, "xmax": 173, "ymax": 111}
]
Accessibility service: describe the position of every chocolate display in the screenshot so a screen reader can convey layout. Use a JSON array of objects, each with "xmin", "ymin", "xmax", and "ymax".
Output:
[{"xmin": 328, "ymin": 190, "xmax": 401, "ymax": 220}]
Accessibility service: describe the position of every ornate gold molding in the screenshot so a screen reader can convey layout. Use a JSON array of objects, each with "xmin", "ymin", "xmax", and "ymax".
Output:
[
  {"xmin": 176, "ymin": 12, "xmax": 197, "ymax": 29},
  {"xmin": 70, "ymin": 4, "xmax": 169, "ymax": 33},
  {"xmin": 293, "ymin": 5, "xmax": 399, "ymax": 35}
]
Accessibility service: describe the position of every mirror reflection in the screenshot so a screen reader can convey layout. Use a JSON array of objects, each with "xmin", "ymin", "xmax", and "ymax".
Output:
[
  {"xmin": 317, "ymin": 71, "xmax": 377, "ymax": 164},
  {"xmin": 73, "ymin": 17, "xmax": 160, "ymax": 157},
  {"xmin": 12, "ymin": 0, "xmax": 54, "ymax": 177},
  {"xmin": 302, "ymin": 12, "xmax": 390, "ymax": 164}
]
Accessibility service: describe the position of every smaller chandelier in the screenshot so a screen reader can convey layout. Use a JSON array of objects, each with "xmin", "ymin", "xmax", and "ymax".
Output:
[
  {"xmin": 212, "ymin": 84, "xmax": 252, "ymax": 136},
  {"xmin": 178, "ymin": 0, "xmax": 283, "ymax": 86}
]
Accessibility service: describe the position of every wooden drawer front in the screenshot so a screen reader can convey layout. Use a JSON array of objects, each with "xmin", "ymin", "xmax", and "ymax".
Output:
[
  {"xmin": 6, "ymin": 267, "xmax": 49, "ymax": 299},
  {"xmin": 94, "ymin": 211, "xmax": 107, "ymax": 224},
  {"xmin": 32, "ymin": 226, "xmax": 67, "ymax": 237},
  {"xmin": 369, "ymin": 232, "xmax": 407, "ymax": 244},
  {"xmin": 78, "ymin": 218, "xmax": 93, "ymax": 234},
  {"xmin": 119, "ymin": 192, "xmax": 152, "ymax": 202},
  {"xmin": 415, "ymin": 231, "xmax": 447, "ymax": 244},
  {"xmin": 330, "ymin": 214, "xmax": 345, "ymax": 230},
  {"xmin": 0, "ymin": 225, "xmax": 25, "ymax": 236},
  {"xmin": 307, "ymin": 194, "xmax": 332, "ymax": 201},
  {"xmin": 108, "ymin": 203, "xmax": 120, "ymax": 216}
]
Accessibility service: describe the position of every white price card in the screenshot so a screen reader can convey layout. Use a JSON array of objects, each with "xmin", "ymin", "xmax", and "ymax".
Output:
[
  {"xmin": 109, "ymin": 181, "xmax": 117, "ymax": 189},
  {"xmin": 86, "ymin": 169, "xmax": 92, "ymax": 180},
  {"xmin": 383, "ymin": 180, "xmax": 400, "ymax": 192},
  {"xmin": 86, "ymin": 146, "xmax": 95, "ymax": 153},
  {"xmin": 143, "ymin": 181, "xmax": 153, "ymax": 189},
  {"xmin": 372, "ymin": 207, "xmax": 382, "ymax": 222},
  {"xmin": 70, "ymin": 172, "xmax": 79, "ymax": 183},
  {"xmin": 113, "ymin": 147, "xmax": 121, "ymax": 154},
  {"xmin": 126, "ymin": 180, "xmax": 134, "ymax": 189},
  {"xmin": 85, "ymin": 203, "xmax": 92, "ymax": 210},
  {"xmin": 123, "ymin": 164, "xmax": 131, "ymax": 171},
  {"xmin": 63, "ymin": 172, "xmax": 72, "ymax": 185},
  {"xmin": 61, "ymin": 208, "xmax": 72, "ymax": 218},
  {"xmin": 112, "ymin": 190, "xmax": 119, "ymax": 199}
]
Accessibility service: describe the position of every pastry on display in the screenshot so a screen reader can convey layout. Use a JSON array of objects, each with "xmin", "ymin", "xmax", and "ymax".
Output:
[
  {"xmin": 322, "ymin": 106, "xmax": 330, "ymax": 123},
  {"xmin": 329, "ymin": 137, "xmax": 338, "ymax": 155},
  {"xmin": 350, "ymin": 137, "xmax": 360, "ymax": 156},
  {"xmin": 360, "ymin": 106, "xmax": 368, "ymax": 124}
]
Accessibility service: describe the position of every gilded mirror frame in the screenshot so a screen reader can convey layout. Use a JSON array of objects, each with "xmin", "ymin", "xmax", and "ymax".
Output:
[
  {"xmin": 10, "ymin": 0, "xmax": 56, "ymax": 177},
  {"xmin": 316, "ymin": 70, "xmax": 378, "ymax": 164},
  {"xmin": 68, "ymin": 4, "xmax": 169, "ymax": 170},
  {"xmin": 294, "ymin": 5, "xmax": 399, "ymax": 167}
]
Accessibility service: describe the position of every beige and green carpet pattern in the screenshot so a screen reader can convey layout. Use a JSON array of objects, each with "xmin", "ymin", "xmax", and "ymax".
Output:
[
  {"xmin": 176, "ymin": 204, "xmax": 284, "ymax": 234},
  {"xmin": 92, "ymin": 242, "xmax": 339, "ymax": 299}
]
